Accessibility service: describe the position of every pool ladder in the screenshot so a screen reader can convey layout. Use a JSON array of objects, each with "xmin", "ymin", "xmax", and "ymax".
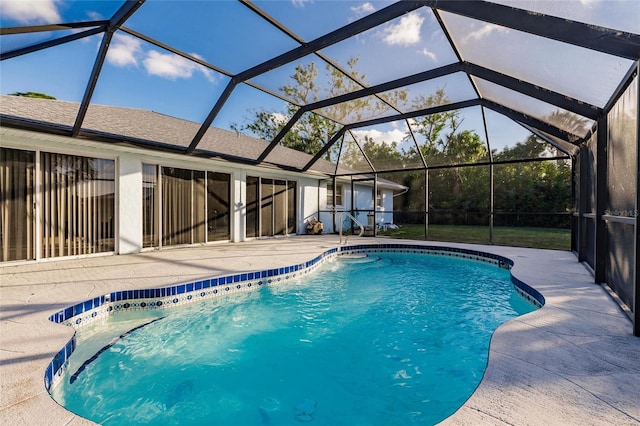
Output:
[{"xmin": 338, "ymin": 211, "xmax": 365, "ymax": 245}]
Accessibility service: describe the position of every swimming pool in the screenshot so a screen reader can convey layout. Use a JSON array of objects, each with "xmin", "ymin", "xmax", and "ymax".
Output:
[{"xmin": 46, "ymin": 244, "xmax": 543, "ymax": 425}]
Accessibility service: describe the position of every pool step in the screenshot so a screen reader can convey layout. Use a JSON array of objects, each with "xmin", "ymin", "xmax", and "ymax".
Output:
[{"xmin": 338, "ymin": 253, "xmax": 380, "ymax": 263}]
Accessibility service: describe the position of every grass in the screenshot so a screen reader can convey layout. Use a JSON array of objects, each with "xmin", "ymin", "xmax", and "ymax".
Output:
[{"xmin": 377, "ymin": 224, "xmax": 571, "ymax": 251}]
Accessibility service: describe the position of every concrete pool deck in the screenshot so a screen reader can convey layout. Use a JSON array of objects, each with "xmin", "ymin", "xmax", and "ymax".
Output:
[{"xmin": 1, "ymin": 236, "xmax": 639, "ymax": 425}]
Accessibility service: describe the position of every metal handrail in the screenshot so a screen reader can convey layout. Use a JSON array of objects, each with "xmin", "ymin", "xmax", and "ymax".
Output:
[{"xmin": 338, "ymin": 211, "xmax": 365, "ymax": 245}]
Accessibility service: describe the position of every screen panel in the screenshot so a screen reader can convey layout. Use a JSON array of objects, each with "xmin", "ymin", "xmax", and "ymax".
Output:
[
  {"xmin": 440, "ymin": 11, "xmax": 634, "ymax": 108},
  {"xmin": 606, "ymin": 77, "xmax": 638, "ymax": 217},
  {"xmin": 486, "ymin": 0, "xmax": 640, "ymax": 35}
]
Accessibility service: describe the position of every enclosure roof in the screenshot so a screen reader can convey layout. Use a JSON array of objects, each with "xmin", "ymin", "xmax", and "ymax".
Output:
[{"xmin": 1, "ymin": 0, "xmax": 639, "ymax": 175}]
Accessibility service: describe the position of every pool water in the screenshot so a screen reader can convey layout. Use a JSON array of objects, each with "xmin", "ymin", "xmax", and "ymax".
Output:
[{"xmin": 52, "ymin": 253, "xmax": 535, "ymax": 425}]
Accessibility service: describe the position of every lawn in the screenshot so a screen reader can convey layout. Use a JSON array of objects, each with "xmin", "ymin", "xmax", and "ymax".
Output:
[{"xmin": 377, "ymin": 224, "xmax": 571, "ymax": 251}]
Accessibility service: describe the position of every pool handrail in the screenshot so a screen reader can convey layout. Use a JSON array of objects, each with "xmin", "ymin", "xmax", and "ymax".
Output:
[{"xmin": 338, "ymin": 211, "xmax": 365, "ymax": 244}]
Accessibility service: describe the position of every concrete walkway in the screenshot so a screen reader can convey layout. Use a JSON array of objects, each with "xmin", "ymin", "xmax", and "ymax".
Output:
[{"xmin": 1, "ymin": 236, "xmax": 638, "ymax": 425}]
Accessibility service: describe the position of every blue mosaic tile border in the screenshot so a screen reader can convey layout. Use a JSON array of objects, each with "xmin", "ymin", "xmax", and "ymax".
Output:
[
  {"xmin": 45, "ymin": 244, "xmax": 544, "ymax": 391},
  {"xmin": 511, "ymin": 275, "xmax": 545, "ymax": 309},
  {"xmin": 340, "ymin": 244, "xmax": 514, "ymax": 269}
]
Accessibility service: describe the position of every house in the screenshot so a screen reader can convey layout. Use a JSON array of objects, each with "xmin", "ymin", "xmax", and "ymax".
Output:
[
  {"xmin": 320, "ymin": 176, "xmax": 405, "ymax": 234},
  {"xmin": 0, "ymin": 95, "xmax": 405, "ymax": 262}
]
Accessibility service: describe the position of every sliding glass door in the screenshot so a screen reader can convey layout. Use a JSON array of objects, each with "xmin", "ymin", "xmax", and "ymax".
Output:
[
  {"xmin": 1, "ymin": 148, "xmax": 115, "ymax": 261},
  {"xmin": 207, "ymin": 172, "xmax": 230, "ymax": 241},
  {"xmin": 0, "ymin": 148, "xmax": 35, "ymax": 261},
  {"xmin": 274, "ymin": 180, "xmax": 288, "ymax": 236},
  {"xmin": 246, "ymin": 176, "xmax": 259, "ymax": 238},
  {"xmin": 143, "ymin": 165, "xmax": 231, "ymax": 248},
  {"xmin": 250, "ymin": 176, "xmax": 297, "ymax": 237},
  {"xmin": 161, "ymin": 167, "xmax": 205, "ymax": 246},
  {"xmin": 287, "ymin": 181, "xmax": 297, "ymax": 234},
  {"xmin": 142, "ymin": 164, "xmax": 159, "ymax": 248},
  {"xmin": 261, "ymin": 179, "xmax": 275, "ymax": 236},
  {"xmin": 40, "ymin": 153, "xmax": 115, "ymax": 258}
]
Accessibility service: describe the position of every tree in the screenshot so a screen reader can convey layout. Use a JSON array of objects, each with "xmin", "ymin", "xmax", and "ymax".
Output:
[
  {"xmin": 404, "ymin": 89, "xmax": 458, "ymax": 162},
  {"xmin": 9, "ymin": 91, "xmax": 56, "ymax": 99},
  {"xmin": 441, "ymin": 129, "xmax": 488, "ymax": 200},
  {"xmin": 397, "ymin": 102, "xmax": 572, "ymax": 228},
  {"xmin": 493, "ymin": 134, "xmax": 571, "ymax": 227},
  {"xmin": 340, "ymin": 135, "xmax": 404, "ymax": 171},
  {"xmin": 234, "ymin": 57, "xmax": 406, "ymax": 161},
  {"xmin": 494, "ymin": 135, "xmax": 548, "ymax": 161},
  {"xmin": 546, "ymin": 110, "xmax": 590, "ymax": 141},
  {"xmin": 397, "ymin": 89, "xmax": 489, "ymax": 217}
]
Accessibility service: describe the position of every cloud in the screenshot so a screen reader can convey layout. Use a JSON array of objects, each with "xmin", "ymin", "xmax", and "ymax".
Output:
[
  {"xmin": 1, "ymin": 0, "xmax": 61, "ymax": 24},
  {"xmin": 383, "ymin": 12, "xmax": 424, "ymax": 46},
  {"xmin": 143, "ymin": 50, "xmax": 216, "ymax": 82},
  {"xmin": 105, "ymin": 34, "xmax": 216, "ymax": 83},
  {"xmin": 189, "ymin": 53, "xmax": 217, "ymax": 82},
  {"xmin": 107, "ymin": 34, "xmax": 142, "ymax": 67},
  {"xmin": 291, "ymin": 0, "xmax": 313, "ymax": 7},
  {"xmin": 86, "ymin": 11, "xmax": 104, "ymax": 21},
  {"xmin": 352, "ymin": 128, "xmax": 407, "ymax": 145},
  {"xmin": 418, "ymin": 47, "xmax": 437, "ymax": 61},
  {"xmin": 351, "ymin": 2, "xmax": 376, "ymax": 17},
  {"xmin": 271, "ymin": 112, "xmax": 289, "ymax": 124},
  {"xmin": 464, "ymin": 23, "xmax": 509, "ymax": 42}
]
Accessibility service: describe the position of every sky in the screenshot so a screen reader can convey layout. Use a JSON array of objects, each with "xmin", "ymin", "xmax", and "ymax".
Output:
[{"xmin": 1, "ymin": 0, "xmax": 637, "ymax": 156}]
